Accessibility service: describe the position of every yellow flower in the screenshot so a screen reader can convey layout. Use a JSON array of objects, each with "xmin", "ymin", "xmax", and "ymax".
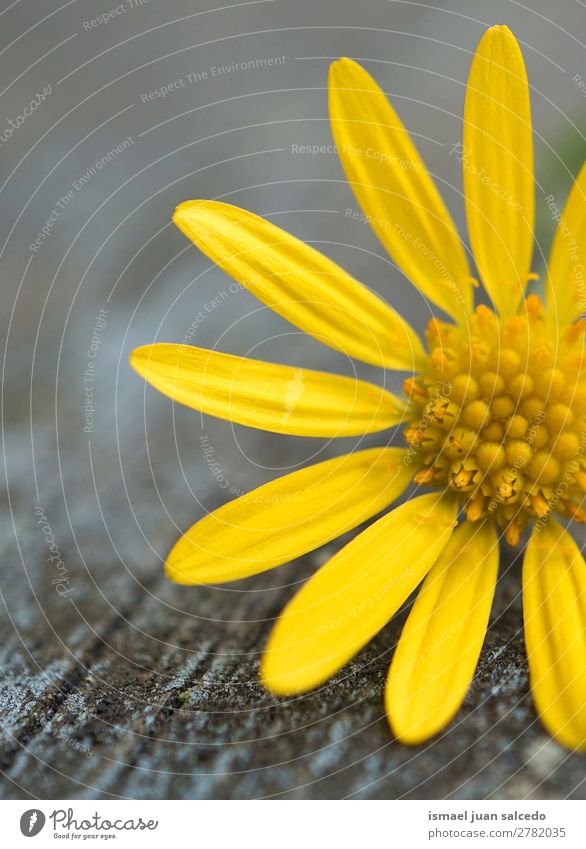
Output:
[{"xmin": 130, "ymin": 25, "xmax": 586, "ymax": 751}]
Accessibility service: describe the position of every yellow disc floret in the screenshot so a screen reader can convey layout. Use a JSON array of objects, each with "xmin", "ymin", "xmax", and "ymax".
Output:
[{"xmin": 403, "ymin": 296, "xmax": 586, "ymax": 543}]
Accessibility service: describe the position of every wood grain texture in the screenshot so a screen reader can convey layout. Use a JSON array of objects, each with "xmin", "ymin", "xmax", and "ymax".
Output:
[{"xmin": 2, "ymin": 0, "xmax": 586, "ymax": 803}]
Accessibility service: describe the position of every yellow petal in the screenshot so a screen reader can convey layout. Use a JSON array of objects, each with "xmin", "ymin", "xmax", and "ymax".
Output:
[
  {"xmin": 546, "ymin": 161, "xmax": 586, "ymax": 328},
  {"xmin": 523, "ymin": 520, "xmax": 586, "ymax": 751},
  {"xmin": 386, "ymin": 519, "xmax": 498, "ymax": 744},
  {"xmin": 329, "ymin": 58, "xmax": 472, "ymax": 320},
  {"xmin": 130, "ymin": 344, "xmax": 404, "ymax": 437},
  {"xmin": 166, "ymin": 447, "xmax": 412, "ymax": 584},
  {"xmin": 261, "ymin": 492, "xmax": 457, "ymax": 695},
  {"xmin": 463, "ymin": 25, "xmax": 534, "ymax": 316},
  {"xmin": 174, "ymin": 200, "xmax": 424, "ymax": 371}
]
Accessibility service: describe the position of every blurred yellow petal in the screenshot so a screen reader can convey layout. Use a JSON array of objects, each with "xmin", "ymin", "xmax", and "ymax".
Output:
[
  {"xmin": 523, "ymin": 520, "xmax": 586, "ymax": 751},
  {"xmin": 546, "ymin": 161, "xmax": 586, "ymax": 328},
  {"xmin": 329, "ymin": 58, "xmax": 471, "ymax": 320},
  {"xmin": 174, "ymin": 200, "xmax": 424, "ymax": 371},
  {"xmin": 463, "ymin": 25, "xmax": 534, "ymax": 316},
  {"xmin": 130, "ymin": 344, "xmax": 404, "ymax": 437},
  {"xmin": 166, "ymin": 447, "xmax": 412, "ymax": 584},
  {"xmin": 261, "ymin": 492, "xmax": 457, "ymax": 695},
  {"xmin": 386, "ymin": 519, "xmax": 498, "ymax": 744}
]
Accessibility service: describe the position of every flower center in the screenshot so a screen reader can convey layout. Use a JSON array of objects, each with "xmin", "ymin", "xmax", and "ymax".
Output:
[{"xmin": 403, "ymin": 295, "xmax": 586, "ymax": 544}]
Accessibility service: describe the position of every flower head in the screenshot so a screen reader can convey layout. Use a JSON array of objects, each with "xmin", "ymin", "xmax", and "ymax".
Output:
[
  {"xmin": 131, "ymin": 25, "xmax": 586, "ymax": 750},
  {"xmin": 406, "ymin": 300, "xmax": 586, "ymax": 544}
]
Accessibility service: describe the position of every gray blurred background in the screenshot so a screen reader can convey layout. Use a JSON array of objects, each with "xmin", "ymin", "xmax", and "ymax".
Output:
[{"xmin": 1, "ymin": 0, "xmax": 586, "ymax": 799}]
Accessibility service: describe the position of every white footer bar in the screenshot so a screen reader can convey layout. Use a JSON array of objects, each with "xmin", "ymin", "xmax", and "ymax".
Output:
[{"xmin": 1, "ymin": 799, "xmax": 582, "ymax": 848}]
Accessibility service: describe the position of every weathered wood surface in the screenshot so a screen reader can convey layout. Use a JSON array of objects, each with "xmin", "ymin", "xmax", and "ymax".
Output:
[
  {"xmin": 2, "ymin": 0, "xmax": 586, "ymax": 800},
  {"xmin": 2, "ymin": 409, "xmax": 586, "ymax": 799}
]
